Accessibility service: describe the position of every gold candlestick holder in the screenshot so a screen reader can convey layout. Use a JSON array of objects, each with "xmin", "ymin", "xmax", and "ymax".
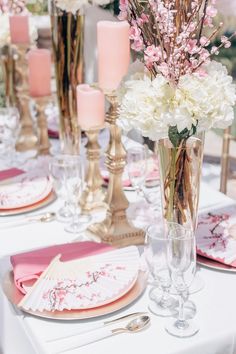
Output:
[
  {"xmin": 34, "ymin": 96, "xmax": 51, "ymax": 155},
  {"xmin": 13, "ymin": 44, "xmax": 38, "ymax": 151},
  {"xmin": 80, "ymin": 126, "xmax": 106, "ymax": 212},
  {"xmin": 88, "ymin": 92, "xmax": 145, "ymax": 247}
]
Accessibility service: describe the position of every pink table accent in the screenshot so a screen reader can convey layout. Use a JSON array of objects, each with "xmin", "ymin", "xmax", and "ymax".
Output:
[
  {"xmin": 97, "ymin": 21, "xmax": 130, "ymax": 92},
  {"xmin": 77, "ymin": 84, "xmax": 105, "ymax": 129},
  {"xmin": 11, "ymin": 241, "xmax": 114, "ymax": 294},
  {"xmin": 0, "ymin": 168, "xmax": 24, "ymax": 182},
  {"xmin": 9, "ymin": 15, "xmax": 30, "ymax": 44},
  {"xmin": 28, "ymin": 49, "xmax": 51, "ymax": 97}
]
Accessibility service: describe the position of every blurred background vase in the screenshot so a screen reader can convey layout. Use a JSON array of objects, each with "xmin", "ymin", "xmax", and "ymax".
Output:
[{"xmin": 50, "ymin": 0, "xmax": 85, "ymax": 154}]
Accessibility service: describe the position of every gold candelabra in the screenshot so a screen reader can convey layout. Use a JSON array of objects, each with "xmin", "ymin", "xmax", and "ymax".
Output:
[
  {"xmin": 34, "ymin": 96, "xmax": 51, "ymax": 155},
  {"xmin": 80, "ymin": 126, "xmax": 106, "ymax": 212},
  {"xmin": 88, "ymin": 92, "xmax": 145, "ymax": 247},
  {"xmin": 1, "ymin": 45, "xmax": 15, "ymax": 107},
  {"xmin": 13, "ymin": 44, "xmax": 38, "ymax": 151}
]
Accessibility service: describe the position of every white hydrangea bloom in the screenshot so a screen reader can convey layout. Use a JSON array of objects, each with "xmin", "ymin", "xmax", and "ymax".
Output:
[
  {"xmin": 55, "ymin": 0, "xmax": 88, "ymax": 14},
  {"xmin": 55, "ymin": 0, "xmax": 111, "ymax": 13},
  {"xmin": 118, "ymin": 61, "xmax": 236, "ymax": 141},
  {"xmin": 0, "ymin": 14, "xmax": 10, "ymax": 47}
]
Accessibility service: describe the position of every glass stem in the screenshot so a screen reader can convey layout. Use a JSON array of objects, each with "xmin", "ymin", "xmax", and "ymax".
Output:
[
  {"xmin": 160, "ymin": 287, "xmax": 170, "ymax": 308},
  {"xmin": 176, "ymin": 293, "xmax": 188, "ymax": 330}
]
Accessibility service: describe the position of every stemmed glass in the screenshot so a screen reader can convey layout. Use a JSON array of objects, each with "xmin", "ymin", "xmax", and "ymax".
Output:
[
  {"xmin": 144, "ymin": 224, "xmax": 178, "ymax": 317},
  {"xmin": 49, "ymin": 155, "xmax": 73, "ymax": 222},
  {"xmin": 165, "ymin": 222, "xmax": 199, "ymax": 337},
  {"xmin": 127, "ymin": 146, "xmax": 147, "ymax": 197},
  {"xmin": 64, "ymin": 155, "xmax": 91, "ymax": 234}
]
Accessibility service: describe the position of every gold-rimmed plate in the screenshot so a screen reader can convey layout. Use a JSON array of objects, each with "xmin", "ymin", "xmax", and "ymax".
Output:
[
  {"xmin": 0, "ymin": 191, "xmax": 56, "ymax": 216},
  {"xmin": 197, "ymin": 255, "xmax": 236, "ymax": 273},
  {"xmin": 2, "ymin": 270, "xmax": 147, "ymax": 321}
]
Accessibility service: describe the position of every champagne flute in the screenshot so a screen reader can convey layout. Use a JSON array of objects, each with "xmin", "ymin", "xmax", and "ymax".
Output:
[
  {"xmin": 165, "ymin": 222, "xmax": 199, "ymax": 337},
  {"xmin": 127, "ymin": 146, "xmax": 147, "ymax": 196},
  {"xmin": 49, "ymin": 155, "xmax": 73, "ymax": 222},
  {"xmin": 64, "ymin": 155, "xmax": 91, "ymax": 234},
  {"xmin": 144, "ymin": 224, "xmax": 178, "ymax": 317}
]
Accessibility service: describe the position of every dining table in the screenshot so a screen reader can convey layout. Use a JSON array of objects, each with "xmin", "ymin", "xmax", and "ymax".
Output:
[{"xmin": 1, "ymin": 134, "xmax": 236, "ymax": 354}]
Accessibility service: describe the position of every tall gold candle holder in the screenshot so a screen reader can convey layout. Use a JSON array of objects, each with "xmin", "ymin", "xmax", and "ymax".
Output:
[
  {"xmin": 88, "ymin": 92, "xmax": 145, "ymax": 247},
  {"xmin": 34, "ymin": 96, "xmax": 51, "ymax": 155},
  {"xmin": 80, "ymin": 126, "xmax": 106, "ymax": 212},
  {"xmin": 13, "ymin": 45, "xmax": 38, "ymax": 151},
  {"xmin": 1, "ymin": 45, "xmax": 15, "ymax": 107}
]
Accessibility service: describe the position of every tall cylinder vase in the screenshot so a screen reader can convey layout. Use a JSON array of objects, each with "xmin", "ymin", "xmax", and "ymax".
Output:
[
  {"xmin": 158, "ymin": 134, "xmax": 204, "ymax": 231},
  {"xmin": 50, "ymin": 1, "xmax": 84, "ymax": 154}
]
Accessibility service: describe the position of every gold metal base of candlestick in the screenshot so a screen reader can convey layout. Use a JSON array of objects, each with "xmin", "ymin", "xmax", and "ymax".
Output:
[
  {"xmin": 15, "ymin": 93, "xmax": 38, "ymax": 152},
  {"xmin": 13, "ymin": 45, "xmax": 38, "ymax": 152},
  {"xmin": 81, "ymin": 126, "xmax": 106, "ymax": 212},
  {"xmin": 88, "ymin": 92, "xmax": 145, "ymax": 247},
  {"xmin": 35, "ymin": 96, "xmax": 51, "ymax": 155}
]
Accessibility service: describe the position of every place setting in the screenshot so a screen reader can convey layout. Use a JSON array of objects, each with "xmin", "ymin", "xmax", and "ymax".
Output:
[{"xmin": 0, "ymin": 0, "xmax": 236, "ymax": 353}]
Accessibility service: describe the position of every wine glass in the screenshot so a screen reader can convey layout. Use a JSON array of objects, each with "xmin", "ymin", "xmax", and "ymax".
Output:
[
  {"xmin": 127, "ymin": 146, "xmax": 147, "ymax": 197},
  {"xmin": 49, "ymin": 155, "xmax": 73, "ymax": 222},
  {"xmin": 144, "ymin": 224, "xmax": 178, "ymax": 317},
  {"xmin": 64, "ymin": 155, "xmax": 91, "ymax": 234},
  {"xmin": 165, "ymin": 222, "xmax": 199, "ymax": 337}
]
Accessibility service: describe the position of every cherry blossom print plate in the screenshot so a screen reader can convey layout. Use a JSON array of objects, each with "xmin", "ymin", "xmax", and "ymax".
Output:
[
  {"xmin": 17, "ymin": 247, "xmax": 140, "ymax": 312},
  {"xmin": 0, "ymin": 191, "xmax": 56, "ymax": 216},
  {"xmin": 3, "ymin": 246, "xmax": 147, "ymax": 320},
  {"xmin": 196, "ymin": 205, "xmax": 236, "ymax": 270},
  {"xmin": 0, "ymin": 176, "xmax": 52, "ymax": 210},
  {"xmin": 3, "ymin": 269, "xmax": 147, "ymax": 321}
]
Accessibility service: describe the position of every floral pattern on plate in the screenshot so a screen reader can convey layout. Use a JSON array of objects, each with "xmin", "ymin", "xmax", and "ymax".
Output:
[
  {"xmin": 196, "ymin": 205, "xmax": 236, "ymax": 267},
  {"xmin": 0, "ymin": 175, "xmax": 52, "ymax": 210}
]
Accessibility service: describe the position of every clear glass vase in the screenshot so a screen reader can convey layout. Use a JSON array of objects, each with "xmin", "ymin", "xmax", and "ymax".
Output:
[
  {"xmin": 158, "ymin": 134, "xmax": 204, "ymax": 231},
  {"xmin": 50, "ymin": 1, "xmax": 84, "ymax": 154}
]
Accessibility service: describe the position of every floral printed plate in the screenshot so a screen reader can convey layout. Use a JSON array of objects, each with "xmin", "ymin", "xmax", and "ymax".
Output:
[
  {"xmin": 0, "ymin": 176, "xmax": 52, "ymax": 210},
  {"xmin": 196, "ymin": 204, "xmax": 236, "ymax": 270}
]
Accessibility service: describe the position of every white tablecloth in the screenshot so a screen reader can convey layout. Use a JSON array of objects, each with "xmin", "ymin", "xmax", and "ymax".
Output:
[{"xmin": 1, "ymin": 180, "xmax": 236, "ymax": 354}]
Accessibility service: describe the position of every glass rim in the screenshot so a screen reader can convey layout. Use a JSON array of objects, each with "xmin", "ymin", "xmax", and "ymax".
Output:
[
  {"xmin": 146, "ymin": 224, "xmax": 166, "ymax": 241},
  {"xmin": 166, "ymin": 222, "xmax": 194, "ymax": 240}
]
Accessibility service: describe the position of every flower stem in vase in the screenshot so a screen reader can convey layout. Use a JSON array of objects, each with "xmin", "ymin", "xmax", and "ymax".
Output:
[
  {"xmin": 50, "ymin": 3, "xmax": 84, "ymax": 154},
  {"xmin": 159, "ymin": 127, "xmax": 204, "ymax": 230}
]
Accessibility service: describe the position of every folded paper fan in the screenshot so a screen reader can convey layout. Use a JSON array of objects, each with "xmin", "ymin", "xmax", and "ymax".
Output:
[{"xmin": 18, "ymin": 246, "xmax": 140, "ymax": 312}]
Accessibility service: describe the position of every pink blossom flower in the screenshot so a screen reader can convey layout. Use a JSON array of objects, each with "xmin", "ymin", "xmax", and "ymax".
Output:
[
  {"xmin": 221, "ymin": 35, "xmax": 231, "ymax": 48},
  {"xmin": 186, "ymin": 39, "xmax": 198, "ymax": 54},
  {"xmin": 206, "ymin": 5, "xmax": 217, "ymax": 18},
  {"xmin": 131, "ymin": 38, "xmax": 144, "ymax": 52},
  {"xmin": 200, "ymin": 36, "xmax": 210, "ymax": 47}
]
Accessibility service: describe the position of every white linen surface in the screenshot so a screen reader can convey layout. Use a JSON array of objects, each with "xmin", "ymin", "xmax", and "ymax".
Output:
[{"xmin": 1, "ymin": 184, "xmax": 236, "ymax": 354}]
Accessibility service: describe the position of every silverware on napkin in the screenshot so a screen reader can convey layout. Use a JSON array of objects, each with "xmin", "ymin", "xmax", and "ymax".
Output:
[
  {"xmin": 47, "ymin": 311, "xmax": 148, "ymax": 343},
  {"xmin": 0, "ymin": 212, "xmax": 56, "ymax": 229},
  {"xmin": 49, "ymin": 315, "xmax": 151, "ymax": 353}
]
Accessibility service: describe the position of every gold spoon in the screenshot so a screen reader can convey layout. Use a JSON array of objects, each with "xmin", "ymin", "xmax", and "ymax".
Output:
[
  {"xmin": 0, "ymin": 212, "xmax": 56, "ymax": 229},
  {"xmin": 111, "ymin": 315, "xmax": 151, "ymax": 334}
]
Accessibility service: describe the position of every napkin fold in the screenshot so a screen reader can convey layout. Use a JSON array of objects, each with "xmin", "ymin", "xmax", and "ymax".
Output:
[
  {"xmin": 0, "ymin": 168, "xmax": 25, "ymax": 182},
  {"xmin": 196, "ymin": 204, "xmax": 236, "ymax": 267},
  {"xmin": 102, "ymin": 169, "xmax": 159, "ymax": 188},
  {"xmin": 11, "ymin": 242, "xmax": 114, "ymax": 294}
]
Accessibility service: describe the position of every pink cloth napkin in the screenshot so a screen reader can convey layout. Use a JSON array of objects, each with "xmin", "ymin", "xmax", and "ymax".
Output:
[
  {"xmin": 102, "ymin": 170, "xmax": 160, "ymax": 187},
  {"xmin": 10, "ymin": 241, "xmax": 114, "ymax": 294},
  {"xmin": 0, "ymin": 168, "xmax": 25, "ymax": 182},
  {"xmin": 48, "ymin": 129, "xmax": 59, "ymax": 139}
]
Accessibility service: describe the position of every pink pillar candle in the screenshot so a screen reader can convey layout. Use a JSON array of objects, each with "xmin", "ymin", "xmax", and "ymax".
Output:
[
  {"xmin": 9, "ymin": 15, "xmax": 30, "ymax": 45},
  {"xmin": 28, "ymin": 49, "xmax": 51, "ymax": 97},
  {"xmin": 77, "ymin": 84, "xmax": 105, "ymax": 130},
  {"xmin": 97, "ymin": 21, "xmax": 130, "ymax": 92}
]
